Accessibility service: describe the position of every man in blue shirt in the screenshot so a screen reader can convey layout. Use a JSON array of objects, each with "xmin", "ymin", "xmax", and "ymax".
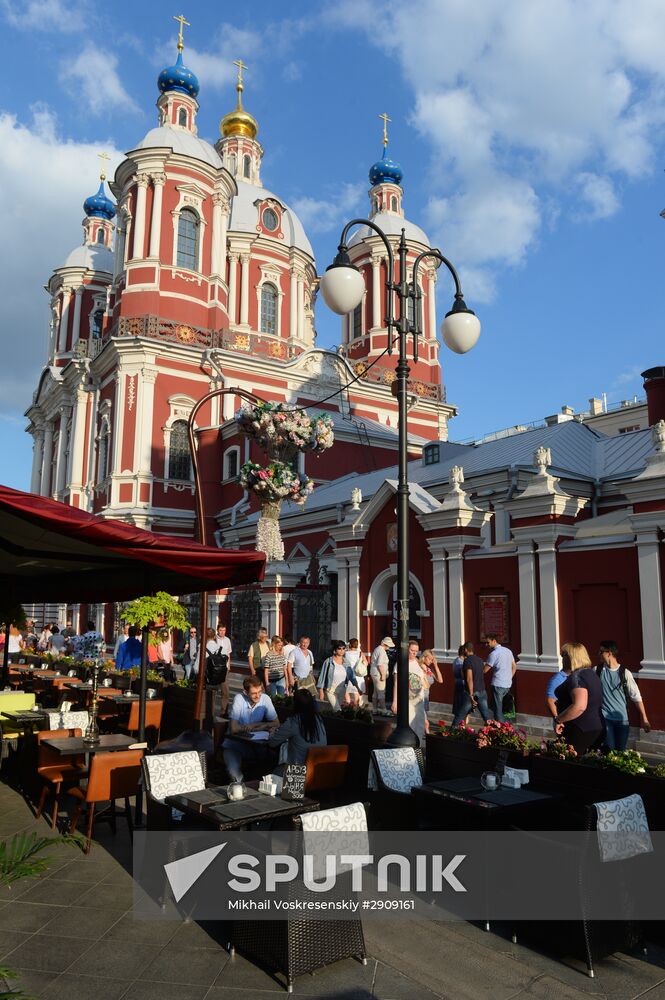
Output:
[
  {"xmin": 116, "ymin": 626, "xmax": 142, "ymax": 670},
  {"xmin": 484, "ymin": 634, "xmax": 517, "ymax": 722},
  {"xmin": 222, "ymin": 675, "xmax": 278, "ymax": 781}
]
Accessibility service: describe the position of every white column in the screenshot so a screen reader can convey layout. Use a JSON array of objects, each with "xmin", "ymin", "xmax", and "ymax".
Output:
[
  {"xmin": 40, "ymin": 424, "xmax": 54, "ymax": 496},
  {"xmin": 210, "ymin": 194, "xmax": 228, "ymax": 278},
  {"xmin": 347, "ymin": 552, "xmax": 361, "ymax": 639},
  {"xmin": 71, "ymin": 287, "xmax": 83, "ymax": 348},
  {"xmin": 635, "ymin": 529, "xmax": 665, "ymax": 674},
  {"xmin": 67, "ymin": 390, "xmax": 88, "ymax": 492},
  {"xmin": 131, "ymin": 174, "xmax": 149, "ymax": 260},
  {"xmin": 111, "ymin": 373, "xmax": 125, "ymax": 476},
  {"xmin": 297, "ymin": 276, "xmax": 305, "ymax": 341},
  {"xmin": 54, "ymin": 408, "xmax": 70, "ymax": 496},
  {"xmin": 428, "ymin": 270, "xmax": 437, "ymax": 340},
  {"xmin": 58, "ymin": 288, "xmax": 71, "ymax": 353},
  {"xmin": 446, "ymin": 546, "xmax": 465, "ymax": 657},
  {"xmin": 240, "ymin": 253, "xmax": 250, "ymax": 326},
  {"xmin": 290, "ymin": 269, "xmax": 298, "ymax": 338},
  {"xmin": 427, "ymin": 539, "xmax": 448, "ymax": 656},
  {"xmin": 31, "ymin": 429, "xmax": 45, "ymax": 493},
  {"xmin": 228, "ymin": 253, "xmax": 238, "ymax": 324},
  {"xmin": 536, "ymin": 540, "xmax": 561, "ymax": 670},
  {"xmin": 148, "ymin": 174, "xmax": 165, "ymax": 258},
  {"xmin": 517, "ymin": 541, "xmax": 539, "ymax": 668},
  {"xmin": 336, "ymin": 558, "xmax": 349, "ymax": 639},
  {"xmin": 371, "ymin": 255, "xmax": 381, "ymax": 328},
  {"xmin": 137, "ymin": 370, "xmax": 157, "ymax": 477}
]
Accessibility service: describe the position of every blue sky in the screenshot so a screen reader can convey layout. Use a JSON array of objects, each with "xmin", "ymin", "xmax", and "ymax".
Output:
[{"xmin": 1, "ymin": 0, "xmax": 664, "ymax": 490}]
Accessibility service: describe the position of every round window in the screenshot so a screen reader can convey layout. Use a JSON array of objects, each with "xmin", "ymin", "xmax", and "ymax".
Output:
[{"xmin": 262, "ymin": 207, "xmax": 279, "ymax": 232}]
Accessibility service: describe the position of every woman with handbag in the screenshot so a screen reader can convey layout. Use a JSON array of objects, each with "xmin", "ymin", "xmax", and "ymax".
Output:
[
  {"xmin": 261, "ymin": 636, "xmax": 288, "ymax": 697},
  {"xmin": 344, "ymin": 638, "xmax": 368, "ymax": 706},
  {"xmin": 318, "ymin": 641, "xmax": 361, "ymax": 711},
  {"xmin": 391, "ymin": 640, "xmax": 428, "ymax": 743}
]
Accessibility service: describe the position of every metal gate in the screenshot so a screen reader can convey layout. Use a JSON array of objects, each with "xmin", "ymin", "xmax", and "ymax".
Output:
[
  {"xmin": 231, "ymin": 588, "xmax": 263, "ymax": 660},
  {"xmin": 292, "ymin": 588, "xmax": 332, "ymax": 667}
]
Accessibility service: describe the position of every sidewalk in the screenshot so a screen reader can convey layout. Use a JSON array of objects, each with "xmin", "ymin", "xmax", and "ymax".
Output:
[{"xmin": 2, "ymin": 779, "xmax": 665, "ymax": 999}]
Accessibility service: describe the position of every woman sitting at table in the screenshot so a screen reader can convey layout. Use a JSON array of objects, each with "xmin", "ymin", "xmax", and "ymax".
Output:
[{"xmin": 268, "ymin": 689, "xmax": 327, "ymax": 767}]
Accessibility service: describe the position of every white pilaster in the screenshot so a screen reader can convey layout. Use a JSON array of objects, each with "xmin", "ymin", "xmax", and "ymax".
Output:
[
  {"xmin": 537, "ymin": 540, "xmax": 561, "ymax": 670},
  {"xmin": 40, "ymin": 424, "xmax": 54, "ymax": 496},
  {"xmin": 297, "ymin": 276, "xmax": 305, "ymax": 341},
  {"xmin": 371, "ymin": 255, "xmax": 381, "ymax": 329},
  {"xmin": 31, "ymin": 429, "xmax": 45, "ymax": 494},
  {"xmin": 427, "ymin": 538, "xmax": 448, "ymax": 657},
  {"xmin": 210, "ymin": 193, "xmax": 229, "ymax": 279},
  {"xmin": 240, "ymin": 253, "xmax": 250, "ymax": 326},
  {"xmin": 290, "ymin": 269, "xmax": 298, "ymax": 338},
  {"xmin": 58, "ymin": 289, "xmax": 71, "ymax": 353},
  {"xmin": 67, "ymin": 390, "xmax": 88, "ymax": 494},
  {"xmin": 71, "ymin": 288, "xmax": 83, "ymax": 348},
  {"xmin": 347, "ymin": 551, "xmax": 361, "ymax": 640},
  {"xmin": 131, "ymin": 174, "xmax": 149, "ymax": 260},
  {"xmin": 517, "ymin": 540, "xmax": 539, "ymax": 668},
  {"xmin": 54, "ymin": 408, "xmax": 71, "ymax": 496},
  {"xmin": 428, "ymin": 270, "xmax": 437, "ymax": 340},
  {"xmin": 228, "ymin": 253, "xmax": 238, "ymax": 324},
  {"xmin": 111, "ymin": 373, "xmax": 125, "ymax": 476},
  {"xmin": 635, "ymin": 528, "xmax": 665, "ymax": 675},
  {"xmin": 148, "ymin": 173, "xmax": 165, "ymax": 258},
  {"xmin": 137, "ymin": 368, "xmax": 158, "ymax": 478},
  {"xmin": 336, "ymin": 557, "xmax": 349, "ymax": 640},
  {"xmin": 446, "ymin": 545, "xmax": 465, "ymax": 658}
]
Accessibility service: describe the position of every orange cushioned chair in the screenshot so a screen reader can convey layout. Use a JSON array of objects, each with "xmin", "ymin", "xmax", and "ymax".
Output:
[
  {"xmin": 304, "ymin": 745, "xmax": 349, "ymax": 794},
  {"xmin": 69, "ymin": 748, "xmax": 144, "ymax": 853},
  {"xmin": 36, "ymin": 728, "xmax": 87, "ymax": 830},
  {"xmin": 121, "ymin": 699, "xmax": 164, "ymax": 744}
]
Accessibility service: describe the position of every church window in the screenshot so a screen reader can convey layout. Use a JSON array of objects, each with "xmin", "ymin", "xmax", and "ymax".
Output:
[
  {"xmin": 391, "ymin": 196, "xmax": 398, "ymax": 212},
  {"xmin": 91, "ymin": 309, "xmax": 104, "ymax": 340},
  {"xmin": 260, "ymin": 283, "xmax": 278, "ymax": 335},
  {"xmin": 352, "ymin": 303, "xmax": 362, "ymax": 339},
  {"xmin": 224, "ymin": 447, "xmax": 240, "ymax": 481},
  {"xmin": 97, "ymin": 421, "xmax": 110, "ymax": 482},
  {"xmin": 228, "ymin": 153, "xmax": 237, "ymax": 175},
  {"xmin": 176, "ymin": 208, "xmax": 199, "ymax": 271},
  {"xmin": 423, "ymin": 443, "xmax": 440, "ymax": 466},
  {"xmin": 243, "ymin": 154, "xmax": 251, "ymax": 178},
  {"xmin": 262, "ymin": 207, "xmax": 278, "ymax": 232},
  {"xmin": 96, "ymin": 228, "xmax": 105, "ymax": 244},
  {"xmin": 167, "ymin": 419, "xmax": 192, "ymax": 480},
  {"xmin": 178, "ymin": 107, "xmax": 188, "ymax": 127}
]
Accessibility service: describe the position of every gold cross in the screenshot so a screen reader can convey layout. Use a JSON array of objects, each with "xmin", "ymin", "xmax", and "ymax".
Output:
[
  {"xmin": 379, "ymin": 112, "xmax": 392, "ymax": 147},
  {"xmin": 97, "ymin": 151, "xmax": 110, "ymax": 181},
  {"xmin": 233, "ymin": 58, "xmax": 248, "ymax": 87},
  {"xmin": 173, "ymin": 13, "xmax": 190, "ymax": 51}
]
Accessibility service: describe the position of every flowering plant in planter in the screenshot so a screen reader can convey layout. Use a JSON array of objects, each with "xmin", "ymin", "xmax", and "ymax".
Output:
[
  {"xmin": 437, "ymin": 722, "xmax": 478, "ymax": 743},
  {"xmin": 236, "ymin": 402, "xmax": 334, "ymax": 561},
  {"xmin": 538, "ymin": 738, "xmax": 578, "ymax": 761},
  {"xmin": 475, "ymin": 719, "xmax": 532, "ymax": 754},
  {"xmin": 584, "ymin": 748, "xmax": 648, "ymax": 776},
  {"xmin": 338, "ymin": 704, "xmax": 373, "ymax": 725}
]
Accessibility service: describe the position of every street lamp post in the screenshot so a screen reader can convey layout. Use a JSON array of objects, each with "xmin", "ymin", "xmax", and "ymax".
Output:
[{"xmin": 320, "ymin": 221, "xmax": 480, "ymax": 746}]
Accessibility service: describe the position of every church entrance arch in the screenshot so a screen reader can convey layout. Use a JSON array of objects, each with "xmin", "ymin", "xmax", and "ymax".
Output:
[{"xmin": 366, "ymin": 569, "xmax": 426, "ymax": 647}]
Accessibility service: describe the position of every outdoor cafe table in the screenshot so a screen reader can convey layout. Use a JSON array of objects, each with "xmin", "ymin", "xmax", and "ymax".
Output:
[
  {"xmin": 165, "ymin": 783, "xmax": 321, "ymax": 832},
  {"xmin": 41, "ymin": 734, "xmax": 137, "ymax": 756},
  {"xmin": 1, "ymin": 709, "xmax": 50, "ymax": 732},
  {"xmin": 412, "ymin": 776, "xmax": 560, "ymax": 830}
]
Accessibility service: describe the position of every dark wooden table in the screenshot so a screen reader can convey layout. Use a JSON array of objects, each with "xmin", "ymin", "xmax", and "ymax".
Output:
[
  {"xmin": 413, "ymin": 776, "xmax": 560, "ymax": 830},
  {"xmin": 166, "ymin": 783, "xmax": 320, "ymax": 831},
  {"xmin": 1, "ymin": 710, "xmax": 49, "ymax": 730},
  {"xmin": 41, "ymin": 734, "xmax": 137, "ymax": 756}
]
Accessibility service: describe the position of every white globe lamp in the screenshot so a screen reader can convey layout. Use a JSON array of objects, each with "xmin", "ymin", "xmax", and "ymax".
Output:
[
  {"xmin": 441, "ymin": 297, "xmax": 481, "ymax": 355},
  {"xmin": 319, "ymin": 255, "xmax": 365, "ymax": 316}
]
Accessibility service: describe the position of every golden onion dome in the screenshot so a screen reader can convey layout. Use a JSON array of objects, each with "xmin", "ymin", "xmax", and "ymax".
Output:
[{"xmin": 220, "ymin": 60, "xmax": 258, "ymax": 140}]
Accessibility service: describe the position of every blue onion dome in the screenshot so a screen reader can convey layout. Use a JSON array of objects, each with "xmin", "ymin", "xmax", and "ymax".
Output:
[
  {"xmin": 369, "ymin": 148, "xmax": 403, "ymax": 187},
  {"xmin": 84, "ymin": 179, "xmax": 116, "ymax": 220},
  {"xmin": 158, "ymin": 49, "xmax": 199, "ymax": 98}
]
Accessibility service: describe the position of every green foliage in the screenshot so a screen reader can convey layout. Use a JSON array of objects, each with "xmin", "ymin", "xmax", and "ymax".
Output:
[
  {"xmin": 338, "ymin": 704, "xmax": 373, "ymax": 725},
  {"xmin": 538, "ymin": 738, "xmax": 579, "ymax": 760},
  {"xmin": 146, "ymin": 670, "xmax": 163, "ymax": 683},
  {"xmin": 584, "ymin": 748, "xmax": 648, "ymax": 775},
  {"xmin": 0, "ymin": 963, "xmax": 31, "ymax": 1000},
  {"xmin": 122, "ymin": 593, "xmax": 189, "ymax": 631},
  {"xmin": 648, "ymin": 761, "xmax": 665, "ymax": 779},
  {"xmin": 175, "ymin": 676, "xmax": 197, "ymax": 688},
  {"xmin": 271, "ymin": 693, "xmax": 294, "ymax": 712},
  {"xmin": 0, "ymin": 832, "xmax": 82, "ymax": 886}
]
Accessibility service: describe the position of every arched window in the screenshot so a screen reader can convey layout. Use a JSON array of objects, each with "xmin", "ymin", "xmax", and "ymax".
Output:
[
  {"xmin": 391, "ymin": 196, "xmax": 398, "ymax": 212},
  {"xmin": 168, "ymin": 419, "xmax": 191, "ymax": 480},
  {"xmin": 243, "ymin": 154, "xmax": 251, "ymax": 178},
  {"xmin": 260, "ymin": 283, "xmax": 278, "ymax": 335},
  {"xmin": 176, "ymin": 209, "xmax": 199, "ymax": 270},
  {"xmin": 224, "ymin": 447, "xmax": 240, "ymax": 481},
  {"xmin": 98, "ymin": 422, "xmax": 109, "ymax": 482},
  {"xmin": 96, "ymin": 228, "xmax": 105, "ymax": 244},
  {"xmin": 91, "ymin": 309, "xmax": 104, "ymax": 340},
  {"xmin": 352, "ymin": 303, "xmax": 362, "ymax": 339},
  {"xmin": 228, "ymin": 152, "xmax": 236, "ymax": 175},
  {"xmin": 178, "ymin": 107, "xmax": 188, "ymax": 127}
]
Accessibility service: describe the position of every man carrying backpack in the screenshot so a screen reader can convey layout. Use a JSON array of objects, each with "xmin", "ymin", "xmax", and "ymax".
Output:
[{"xmin": 597, "ymin": 639, "xmax": 651, "ymax": 750}]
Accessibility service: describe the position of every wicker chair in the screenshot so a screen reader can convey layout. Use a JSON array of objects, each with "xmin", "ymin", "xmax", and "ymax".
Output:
[{"xmin": 228, "ymin": 802, "xmax": 368, "ymax": 993}]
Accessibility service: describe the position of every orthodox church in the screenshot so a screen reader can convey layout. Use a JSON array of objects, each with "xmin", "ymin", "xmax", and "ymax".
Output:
[{"xmin": 24, "ymin": 21, "xmax": 665, "ymax": 736}]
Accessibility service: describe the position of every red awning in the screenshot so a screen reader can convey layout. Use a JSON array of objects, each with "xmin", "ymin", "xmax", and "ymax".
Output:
[{"xmin": 0, "ymin": 484, "xmax": 265, "ymax": 603}]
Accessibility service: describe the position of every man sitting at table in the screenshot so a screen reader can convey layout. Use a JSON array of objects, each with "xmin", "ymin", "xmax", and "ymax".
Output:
[{"xmin": 222, "ymin": 676, "xmax": 279, "ymax": 781}]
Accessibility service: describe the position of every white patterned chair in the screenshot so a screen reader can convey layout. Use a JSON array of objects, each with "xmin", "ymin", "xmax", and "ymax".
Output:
[
  {"xmin": 142, "ymin": 750, "xmax": 207, "ymax": 830},
  {"xmin": 367, "ymin": 747, "xmax": 424, "ymax": 830},
  {"xmin": 229, "ymin": 802, "xmax": 368, "ymax": 993},
  {"xmin": 47, "ymin": 710, "xmax": 89, "ymax": 731}
]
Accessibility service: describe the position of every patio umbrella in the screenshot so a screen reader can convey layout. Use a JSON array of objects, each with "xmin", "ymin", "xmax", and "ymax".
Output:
[{"xmin": 0, "ymin": 483, "xmax": 265, "ymax": 739}]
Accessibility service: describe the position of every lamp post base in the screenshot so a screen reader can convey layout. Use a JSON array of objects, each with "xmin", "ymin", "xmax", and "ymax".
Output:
[{"xmin": 386, "ymin": 721, "xmax": 419, "ymax": 749}]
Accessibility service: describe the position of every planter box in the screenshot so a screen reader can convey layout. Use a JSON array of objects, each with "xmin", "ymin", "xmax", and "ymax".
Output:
[
  {"xmin": 425, "ymin": 734, "xmax": 529, "ymax": 781},
  {"xmin": 323, "ymin": 714, "xmax": 395, "ymax": 799},
  {"xmin": 162, "ymin": 684, "xmax": 197, "ymax": 738}
]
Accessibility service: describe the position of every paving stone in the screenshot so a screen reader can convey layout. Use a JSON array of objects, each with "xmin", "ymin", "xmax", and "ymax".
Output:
[
  {"xmin": 102, "ymin": 910, "xmax": 179, "ymax": 946},
  {"xmin": 373, "ymin": 960, "xmax": 445, "ymax": 999},
  {"xmin": 42, "ymin": 972, "xmax": 130, "ymax": 1000},
  {"xmin": 66, "ymin": 938, "xmax": 162, "ymax": 980},
  {"xmin": 120, "ymin": 983, "xmax": 207, "ymax": 1000},
  {"xmin": 0, "ymin": 900, "xmax": 65, "ymax": 933},
  {"xmin": 17, "ymin": 875, "xmax": 92, "ymax": 906},
  {"xmin": 3, "ymin": 931, "xmax": 92, "ymax": 972},
  {"xmin": 0, "ymin": 930, "xmax": 33, "ymax": 961},
  {"xmin": 41, "ymin": 903, "xmax": 126, "ymax": 939},
  {"xmin": 138, "ymin": 946, "xmax": 228, "ymax": 986}
]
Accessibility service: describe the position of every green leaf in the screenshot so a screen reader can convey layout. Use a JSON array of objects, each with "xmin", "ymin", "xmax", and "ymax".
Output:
[{"xmin": 121, "ymin": 593, "xmax": 190, "ymax": 631}]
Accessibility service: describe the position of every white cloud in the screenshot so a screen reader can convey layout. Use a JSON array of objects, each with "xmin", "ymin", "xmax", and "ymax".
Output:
[
  {"xmin": 291, "ymin": 183, "xmax": 365, "ymax": 235},
  {"xmin": 2, "ymin": 0, "xmax": 88, "ymax": 31},
  {"xmin": 614, "ymin": 365, "xmax": 644, "ymax": 387},
  {"xmin": 60, "ymin": 45, "xmax": 139, "ymax": 115},
  {"xmin": 329, "ymin": 0, "xmax": 665, "ymax": 300},
  {"xmin": 0, "ymin": 107, "xmax": 122, "ymax": 411}
]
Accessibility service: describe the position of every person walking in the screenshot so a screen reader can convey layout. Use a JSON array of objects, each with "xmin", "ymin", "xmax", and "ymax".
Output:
[
  {"xmin": 318, "ymin": 641, "xmax": 361, "ymax": 711},
  {"xmin": 287, "ymin": 636, "xmax": 317, "ymax": 695},
  {"xmin": 182, "ymin": 627, "xmax": 198, "ymax": 679},
  {"xmin": 116, "ymin": 626, "xmax": 142, "ymax": 671},
  {"xmin": 214, "ymin": 624, "xmax": 233, "ymax": 716},
  {"xmin": 47, "ymin": 626, "xmax": 67, "ymax": 658},
  {"xmin": 546, "ymin": 658, "xmax": 572, "ymax": 721},
  {"xmin": 370, "ymin": 637, "xmax": 394, "ymax": 713},
  {"xmin": 113, "ymin": 624, "xmax": 129, "ymax": 660},
  {"xmin": 344, "ymin": 639, "xmax": 368, "ymax": 705},
  {"xmin": 597, "ymin": 639, "xmax": 651, "ymax": 750},
  {"xmin": 452, "ymin": 645, "xmax": 468, "ymax": 725},
  {"xmin": 553, "ymin": 642, "xmax": 604, "ymax": 754},
  {"xmin": 484, "ymin": 633, "xmax": 517, "ymax": 722},
  {"xmin": 261, "ymin": 636, "xmax": 288, "ymax": 697},
  {"xmin": 248, "ymin": 627, "xmax": 269, "ymax": 677},
  {"xmin": 391, "ymin": 640, "xmax": 428, "ymax": 743},
  {"xmin": 452, "ymin": 641, "xmax": 492, "ymax": 726}
]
